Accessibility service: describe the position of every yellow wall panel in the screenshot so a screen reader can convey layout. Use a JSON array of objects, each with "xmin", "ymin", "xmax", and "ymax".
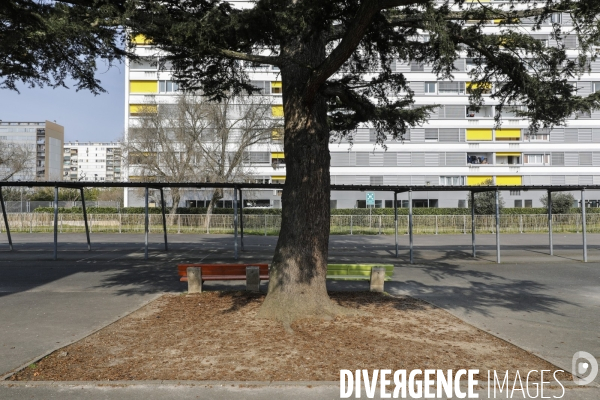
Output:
[
  {"xmin": 466, "ymin": 129, "xmax": 493, "ymax": 141},
  {"xmin": 271, "ymin": 81, "xmax": 282, "ymax": 88},
  {"xmin": 272, "ymin": 105, "xmax": 284, "ymax": 117},
  {"xmin": 496, "ymin": 176, "xmax": 522, "ymax": 186},
  {"xmin": 131, "ymin": 34, "xmax": 152, "ymax": 45},
  {"xmin": 129, "ymin": 104, "xmax": 157, "ymax": 114},
  {"xmin": 466, "ymin": 82, "xmax": 492, "ymax": 90},
  {"xmin": 271, "ymin": 152, "xmax": 285, "ymax": 159},
  {"xmin": 467, "ymin": 176, "xmax": 493, "ymax": 186},
  {"xmin": 130, "ymin": 80, "xmax": 158, "ymax": 93},
  {"xmin": 496, "ymin": 152, "xmax": 521, "ymax": 157},
  {"xmin": 271, "ymin": 176, "xmax": 286, "ymax": 181},
  {"xmin": 495, "ymin": 129, "xmax": 521, "ymax": 138}
]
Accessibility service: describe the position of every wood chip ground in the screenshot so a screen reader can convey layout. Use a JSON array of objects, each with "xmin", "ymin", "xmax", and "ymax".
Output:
[{"xmin": 11, "ymin": 292, "xmax": 571, "ymax": 382}]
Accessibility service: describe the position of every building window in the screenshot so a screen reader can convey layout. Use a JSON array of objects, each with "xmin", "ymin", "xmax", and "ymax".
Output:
[
  {"xmin": 438, "ymin": 81, "xmax": 465, "ymax": 95},
  {"xmin": 510, "ymin": 190, "xmax": 521, "ymax": 196},
  {"xmin": 551, "ymin": 13, "xmax": 562, "ymax": 24},
  {"xmin": 523, "ymin": 154, "xmax": 549, "ymax": 165},
  {"xmin": 410, "ymin": 62, "xmax": 424, "ymax": 71},
  {"xmin": 524, "ymin": 200, "xmax": 533, "ymax": 208},
  {"xmin": 524, "ymin": 131, "xmax": 549, "ymax": 141},
  {"xmin": 425, "ymin": 129, "xmax": 438, "ymax": 141},
  {"xmin": 514, "ymin": 200, "xmax": 523, "ymax": 207},
  {"xmin": 425, "ymin": 82, "xmax": 437, "ymax": 94},
  {"xmin": 271, "ymin": 82, "xmax": 282, "ymax": 95},
  {"xmin": 440, "ymin": 176, "xmax": 465, "ymax": 186},
  {"xmin": 158, "ymin": 80, "xmax": 179, "ymax": 93},
  {"xmin": 593, "ymin": 82, "xmax": 600, "ymax": 93}
]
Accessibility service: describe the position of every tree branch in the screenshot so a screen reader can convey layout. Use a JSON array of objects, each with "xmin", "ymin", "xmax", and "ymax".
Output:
[
  {"xmin": 307, "ymin": 0, "xmax": 423, "ymax": 101},
  {"xmin": 217, "ymin": 49, "xmax": 280, "ymax": 66}
]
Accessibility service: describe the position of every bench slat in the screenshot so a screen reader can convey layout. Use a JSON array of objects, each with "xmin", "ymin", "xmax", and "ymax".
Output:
[{"xmin": 178, "ymin": 263, "xmax": 269, "ymax": 277}]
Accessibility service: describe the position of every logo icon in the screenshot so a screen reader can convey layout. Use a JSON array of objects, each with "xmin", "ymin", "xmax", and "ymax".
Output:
[{"xmin": 572, "ymin": 351, "xmax": 598, "ymax": 385}]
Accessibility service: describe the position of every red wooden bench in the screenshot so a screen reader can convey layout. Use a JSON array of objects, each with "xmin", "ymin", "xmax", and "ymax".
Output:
[{"xmin": 177, "ymin": 263, "xmax": 269, "ymax": 292}]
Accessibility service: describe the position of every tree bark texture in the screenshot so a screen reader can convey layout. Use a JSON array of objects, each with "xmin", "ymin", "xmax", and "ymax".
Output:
[{"xmin": 257, "ymin": 35, "xmax": 358, "ymax": 328}]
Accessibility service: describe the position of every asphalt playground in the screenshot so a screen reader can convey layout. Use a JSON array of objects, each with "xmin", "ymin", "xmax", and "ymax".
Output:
[{"xmin": 0, "ymin": 232, "xmax": 599, "ymax": 399}]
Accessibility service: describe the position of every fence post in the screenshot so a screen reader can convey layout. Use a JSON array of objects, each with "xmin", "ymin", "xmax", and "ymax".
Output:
[
  {"xmin": 60, "ymin": 214, "xmax": 63, "ymax": 233},
  {"xmin": 264, "ymin": 214, "xmax": 267, "ymax": 236},
  {"xmin": 435, "ymin": 215, "xmax": 438, "ymax": 235},
  {"xmin": 178, "ymin": 215, "xmax": 181, "ymax": 234},
  {"xmin": 350, "ymin": 215, "xmax": 353, "ymax": 235},
  {"xmin": 463, "ymin": 215, "xmax": 466, "ymax": 234},
  {"xmin": 519, "ymin": 214, "xmax": 523, "ymax": 234},
  {"xmin": 119, "ymin": 213, "xmax": 122, "ymax": 234},
  {"xmin": 30, "ymin": 213, "xmax": 33, "ymax": 233},
  {"xmin": 378, "ymin": 215, "xmax": 382, "ymax": 235}
]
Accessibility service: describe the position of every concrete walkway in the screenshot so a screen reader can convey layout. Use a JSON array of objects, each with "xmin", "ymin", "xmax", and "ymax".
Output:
[{"xmin": 0, "ymin": 233, "xmax": 599, "ymax": 399}]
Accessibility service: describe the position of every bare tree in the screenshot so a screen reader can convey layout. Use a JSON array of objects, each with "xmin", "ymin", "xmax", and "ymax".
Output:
[
  {"xmin": 125, "ymin": 93, "xmax": 280, "ymax": 214},
  {"xmin": 0, "ymin": 139, "xmax": 34, "ymax": 181}
]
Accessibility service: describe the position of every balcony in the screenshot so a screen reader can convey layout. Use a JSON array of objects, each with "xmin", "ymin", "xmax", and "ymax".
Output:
[{"xmin": 467, "ymin": 153, "xmax": 492, "ymax": 165}]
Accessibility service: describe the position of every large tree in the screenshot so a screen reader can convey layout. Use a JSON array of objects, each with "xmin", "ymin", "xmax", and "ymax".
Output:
[
  {"xmin": 4, "ymin": 1, "xmax": 600, "ymax": 327},
  {"xmin": 124, "ymin": 0, "xmax": 600, "ymax": 327}
]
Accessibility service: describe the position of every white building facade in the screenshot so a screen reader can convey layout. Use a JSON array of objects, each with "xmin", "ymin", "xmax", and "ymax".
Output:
[
  {"xmin": 124, "ymin": 6, "xmax": 600, "ymax": 209},
  {"xmin": 63, "ymin": 142, "xmax": 123, "ymax": 182}
]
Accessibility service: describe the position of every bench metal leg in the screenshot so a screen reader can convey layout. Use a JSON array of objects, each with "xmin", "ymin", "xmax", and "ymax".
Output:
[
  {"xmin": 370, "ymin": 267, "xmax": 386, "ymax": 292},
  {"xmin": 246, "ymin": 266, "xmax": 260, "ymax": 292},
  {"xmin": 187, "ymin": 267, "xmax": 202, "ymax": 293}
]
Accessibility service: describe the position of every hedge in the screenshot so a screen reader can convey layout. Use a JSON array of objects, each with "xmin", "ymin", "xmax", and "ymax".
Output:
[{"xmin": 33, "ymin": 206, "xmax": 600, "ymax": 215}]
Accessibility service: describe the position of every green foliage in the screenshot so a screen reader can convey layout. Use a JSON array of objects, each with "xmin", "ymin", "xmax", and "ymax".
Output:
[
  {"xmin": 470, "ymin": 179, "xmax": 504, "ymax": 215},
  {"xmin": 29, "ymin": 187, "xmax": 99, "ymax": 202},
  {"xmin": 0, "ymin": 1, "xmax": 127, "ymax": 93},
  {"xmin": 540, "ymin": 192, "xmax": 576, "ymax": 214}
]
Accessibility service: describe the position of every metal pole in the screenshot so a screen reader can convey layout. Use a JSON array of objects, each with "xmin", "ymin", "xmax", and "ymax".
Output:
[
  {"xmin": 582, "ymin": 189, "xmax": 587, "ymax": 262},
  {"xmin": 240, "ymin": 189, "xmax": 244, "ymax": 251},
  {"xmin": 53, "ymin": 186, "xmax": 58, "ymax": 260},
  {"xmin": 233, "ymin": 187, "xmax": 238, "ymax": 260},
  {"xmin": 80, "ymin": 188, "xmax": 91, "ymax": 251},
  {"xmin": 160, "ymin": 188, "xmax": 168, "ymax": 252},
  {"xmin": 548, "ymin": 190, "xmax": 553, "ymax": 256},
  {"xmin": 144, "ymin": 186, "xmax": 149, "ymax": 260},
  {"xmin": 409, "ymin": 189, "xmax": 413, "ymax": 264},
  {"xmin": 471, "ymin": 191, "xmax": 476, "ymax": 258},
  {"xmin": 0, "ymin": 187, "xmax": 13, "ymax": 251},
  {"xmin": 394, "ymin": 192, "xmax": 398, "ymax": 258},
  {"xmin": 495, "ymin": 189, "xmax": 500, "ymax": 264}
]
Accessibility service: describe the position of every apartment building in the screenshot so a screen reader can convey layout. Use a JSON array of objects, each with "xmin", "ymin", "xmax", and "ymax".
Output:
[
  {"xmin": 0, "ymin": 120, "xmax": 64, "ymax": 181},
  {"xmin": 63, "ymin": 142, "xmax": 123, "ymax": 182},
  {"xmin": 124, "ymin": 8, "xmax": 600, "ymax": 209}
]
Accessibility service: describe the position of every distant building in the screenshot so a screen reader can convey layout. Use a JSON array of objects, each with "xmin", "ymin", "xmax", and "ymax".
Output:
[
  {"xmin": 63, "ymin": 142, "xmax": 123, "ymax": 182},
  {"xmin": 0, "ymin": 120, "xmax": 64, "ymax": 181}
]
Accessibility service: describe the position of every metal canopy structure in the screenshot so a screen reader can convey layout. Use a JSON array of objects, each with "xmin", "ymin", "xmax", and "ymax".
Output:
[{"xmin": 1, "ymin": 181, "xmax": 598, "ymax": 263}]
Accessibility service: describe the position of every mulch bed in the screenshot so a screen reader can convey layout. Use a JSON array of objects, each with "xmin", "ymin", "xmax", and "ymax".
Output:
[{"xmin": 11, "ymin": 292, "xmax": 570, "ymax": 382}]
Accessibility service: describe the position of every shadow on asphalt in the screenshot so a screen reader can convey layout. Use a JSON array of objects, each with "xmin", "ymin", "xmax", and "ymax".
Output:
[{"xmin": 0, "ymin": 236, "xmax": 580, "ymax": 320}]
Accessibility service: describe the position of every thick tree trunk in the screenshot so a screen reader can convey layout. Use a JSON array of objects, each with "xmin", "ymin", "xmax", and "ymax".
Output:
[{"xmin": 257, "ymin": 37, "xmax": 359, "ymax": 328}]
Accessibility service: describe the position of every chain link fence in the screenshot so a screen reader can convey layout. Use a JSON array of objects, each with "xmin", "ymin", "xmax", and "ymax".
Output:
[{"xmin": 1, "ymin": 213, "xmax": 599, "ymax": 235}]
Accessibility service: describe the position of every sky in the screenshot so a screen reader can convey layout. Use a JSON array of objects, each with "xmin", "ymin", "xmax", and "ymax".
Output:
[{"xmin": 0, "ymin": 61, "xmax": 125, "ymax": 144}]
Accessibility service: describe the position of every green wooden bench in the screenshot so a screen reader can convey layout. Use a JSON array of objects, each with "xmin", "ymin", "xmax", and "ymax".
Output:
[{"xmin": 326, "ymin": 264, "xmax": 394, "ymax": 291}]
